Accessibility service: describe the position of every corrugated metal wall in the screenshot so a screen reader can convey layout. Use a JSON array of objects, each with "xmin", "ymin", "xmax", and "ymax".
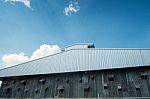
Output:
[{"xmin": 0, "ymin": 49, "xmax": 150, "ymax": 77}]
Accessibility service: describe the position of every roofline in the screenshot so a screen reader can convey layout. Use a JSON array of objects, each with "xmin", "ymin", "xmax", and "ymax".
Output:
[
  {"xmin": 1, "ymin": 48, "xmax": 150, "ymax": 71},
  {"xmin": 1, "ymin": 65, "xmax": 150, "ymax": 78},
  {"xmin": 62, "ymin": 43, "xmax": 94, "ymax": 49}
]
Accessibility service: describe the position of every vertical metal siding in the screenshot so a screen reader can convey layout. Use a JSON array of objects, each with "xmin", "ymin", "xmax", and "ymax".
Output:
[
  {"xmin": 141, "ymin": 50, "xmax": 150, "ymax": 65},
  {"xmin": 0, "ymin": 49, "xmax": 150, "ymax": 77}
]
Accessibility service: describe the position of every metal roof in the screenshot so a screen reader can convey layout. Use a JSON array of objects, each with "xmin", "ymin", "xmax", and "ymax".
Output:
[
  {"xmin": 61, "ymin": 43, "xmax": 95, "ymax": 51},
  {"xmin": 0, "ymin": 44, "xmax": 150, "ymax": 77}
]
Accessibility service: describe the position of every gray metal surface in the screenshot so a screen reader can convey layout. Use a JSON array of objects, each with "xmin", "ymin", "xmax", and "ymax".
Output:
[
  {"xmin": 0, "ymin": 47, "xmax": 150, "ymax": 77},
  {"xmin": 62, "ymin": 43, "xmax": 95, "ymax": 51}
]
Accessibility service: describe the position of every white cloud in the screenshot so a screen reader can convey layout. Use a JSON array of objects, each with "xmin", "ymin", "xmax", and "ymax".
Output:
[
  {"xmin": 5, "ymin": 0, "xmax": 32, "ymax": 9},
  {"xmin": 2, "ymin": 52, "xmax": 29, "ymax": 67},
  {"xmin": 30, "ymin": 44, "xmax": 61, "ymax": 60},
  {"xmin": 64, "ymin": 1, "xmax": 80, "ymax": 16},
  {"xmin": 2, "ymin": 44, "xmax": 61, "ymax": 67}
]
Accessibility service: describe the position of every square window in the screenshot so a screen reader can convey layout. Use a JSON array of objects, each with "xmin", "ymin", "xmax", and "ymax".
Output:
[
  {"xmin": 140, "ymin": 74, "xmax": 147, "ymax": 80},
  {"xmin": 117, "ymin": 85, "xmax": 122, "ymax": 91},
  {"xmin": 57, "ymin": 85, "xmax": 64, "ymax": 93},
  {"xmin": 84, "ymin": 85, "xmax": 90, "ymax": 93},
  {"xmin": 59, "ymin": 89, "xmax": 64, "ymax": 93},
  {"xmin": 104, "ymin": 83, "xmax": 108, "ymax": 89},
  {"xmin": 135, "ymin": 85, "xmax": 140, "ymax": 91},
  {"xmin": 139, "ymin": 71, "xmax": 148, "ymax": 80},
  {"xmin": 84, "ymin": 88, "xmax": 89, "ymax": 93}
]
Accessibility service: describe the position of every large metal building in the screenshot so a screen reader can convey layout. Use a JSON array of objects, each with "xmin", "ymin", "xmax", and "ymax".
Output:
[{"xmin": 0, "ymin": 43, "xmax": 150, "ymax": 98}]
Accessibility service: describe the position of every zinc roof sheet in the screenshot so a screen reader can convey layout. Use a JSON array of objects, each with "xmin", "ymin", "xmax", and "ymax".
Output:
[{"xmin": 0, "ymin": 48, "xmax": 150, "ymax": 77}]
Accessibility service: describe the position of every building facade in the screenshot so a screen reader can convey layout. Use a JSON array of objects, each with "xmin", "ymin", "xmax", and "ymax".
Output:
[{"xmin": 0, "ymin": 44, "xmax": 150, "ymax": 98}]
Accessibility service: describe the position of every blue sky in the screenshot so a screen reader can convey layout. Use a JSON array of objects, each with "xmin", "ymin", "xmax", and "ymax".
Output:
[{"xmin": 0, "ymin": 0, "xmax": 150, "ymax": 67}]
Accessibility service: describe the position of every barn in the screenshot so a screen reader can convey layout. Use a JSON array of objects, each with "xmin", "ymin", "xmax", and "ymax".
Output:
[{"xmin": 0, "ymin": 43, "xmax": 150, "ymax": 98}]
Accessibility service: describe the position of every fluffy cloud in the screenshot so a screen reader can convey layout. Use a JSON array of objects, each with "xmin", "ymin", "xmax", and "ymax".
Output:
[
  {"xmin": 64, "ymin": 1, "xmax": 80, "ymax": 16},
  {"xmin": 2, "ymin": 44, "xmax": 61, "ymax": 67},
  {"xmin": 2, "ymin": 52, "xmax": 29, "ymax": 67},
  {"xmin": 30, "ymin": 44, "xmax": 61, "ymax": 60},
  {"xmin": 5, "ymin": 0, "xmax": 32, "ymax": 9}
]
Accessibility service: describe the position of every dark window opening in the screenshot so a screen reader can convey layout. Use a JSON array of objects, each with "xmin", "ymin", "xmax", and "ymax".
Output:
[
  {"xmin": 66, "ymin": 79, "xmax": 69, "ymax": 83},
  {"xmin": 108, "ymin": 73, "xmax": 114, "ymax": 81},
  {"xmin": 24, "ymin": 89, "xmax": 28, "ymax": 93},
  {"xmin": 17, "ymin": 88, "xmax": 20, "ymax": 91},
  {"xmin": 136, "ymin": 87, "xmax": 140, "ymax": 91},
  {"xmin": 6, "ymin": 88, "xmax": 10, "ymax": 94},
  {"xmin": 140, "ymin": 74, "xmax": 147, "ymax": 80},
  {"xmin": 135, "ymin": 85, "xmax": 140, "ymax": 91},
  {"xmin": 108, "ymin": 77, "xmax": 114, "ymax": 81},
  {"xmin": 84, "ymin": 86, "xmax": 90, "ymax": 93},
  {"xmin": 104, "ymin": 86, "xmax": 108, "ymax": 89},
  {"xmin": 117, "ymin": 86, "xmax": 122, "ymax": 91},
  {"xmin": 118, "ymin": 88, "xmax": 122, "ymax": 91},
  {"xmin": 90, "ymin": 75, "xmax": 94, "ymax": 80},
  {"xmin": 104, "ymin": 83, "xmax": 108, "ymax": 89},
  {"xmin": 59, "ymin": 89, "xmax": 64, "ymax": 93},
  {"xmin": 45, "ymin": 87, "xmax": 48, "ymax": 91},
  {"xmin": 139, "ymin": 71, "xmax": 148, "ymax": 80},
  {"xmin": 57, "ymin": 85, "xmax": 64, "ymax": 93},
  {"xmin": 20, "ymin": 80, "xmax": 27, "ymax": 85},
  {"xmin": 56, "ymin": 78, "xmax": 59, "ymax": 81},
  {"xmin": 35, "ymin": 89, "xmax": 38, "ymax": 94},
  {"xmin": 79, "ymin": 79, "xmax": 82, "ymax": 83},
  {"xmin": 84, "ymin": 88, "xmax": 89, "ymax": 93},
  {"xmin": 84, "ymin": 85, "xmax": 90, "ymax": 93},
  {"xmin": 39, "ymin": 78, "xmax": 46, "ymax": 85},
  {"xmin": 12, "ymin": 80, "xmax": 16, "ymax": 84}
]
